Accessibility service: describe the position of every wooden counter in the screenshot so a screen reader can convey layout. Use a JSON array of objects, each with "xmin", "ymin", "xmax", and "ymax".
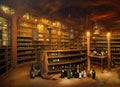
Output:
[{"xmin": 89, "ymin": 55, "xmax": 108, "ymax": 72}]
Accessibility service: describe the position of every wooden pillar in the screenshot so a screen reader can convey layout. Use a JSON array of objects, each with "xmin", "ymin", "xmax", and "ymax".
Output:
[
  {"xmin": 12, "ymin": 14, "xmax": 17, "ymax": 67},
  {"xmin": 107, "ymin": 32, "xmax": 111, "ymax": 70},
  {"xmin": 86, "ymin": 31, "xmax": 90, "ymax": 72},
  {"xmin": 58, "ymin": 29, "xmax": 61, "ymax": 50}
]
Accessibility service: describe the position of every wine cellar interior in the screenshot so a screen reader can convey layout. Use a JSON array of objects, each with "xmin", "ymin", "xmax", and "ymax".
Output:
[{"xmin": 0, "ymin": 0, "xmax": 120, "ymax": 87}]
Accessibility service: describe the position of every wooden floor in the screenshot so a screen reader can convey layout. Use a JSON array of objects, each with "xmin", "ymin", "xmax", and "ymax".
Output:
[{"xmin": 0, "ymin": 65, "xmax": 120, "ymax": 87}]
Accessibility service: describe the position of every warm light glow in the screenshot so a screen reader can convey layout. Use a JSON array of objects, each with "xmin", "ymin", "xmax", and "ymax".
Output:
[
  {"xmin": 58, "ymin": 30, "xmax": 61, "ymax": 35},
  {"xmin": 35, "ymin": 19, "xmax": 38, "ymax": 22},
  {"xmin": 40, "ymin": 18, "xmax": 66, "ymax": 29},
  {"xmin": 52, "ymin": 22, "xmax": 56, "ymax": 26},
  {"xmin": 56, "ymin": 22, "xmax": 61, "ymax": 27},
  {"xmin": 93, "ymin": 29, "xmax": 100, "ymax": 35},
  {"xmin": 23, "ymin": 13, "xmax": 29, "ymax": 19},
  {"xmin": 38, "ymin": 34, "xmax": 43, "ymax": 37},
  {"xmin": 107, "ymin": 32, "xmax": 111, "ymax": 38},
  {"xmin": 1, "ymin": 6, "xmax": 8, "ymax": 12},
  {"xmin": 86, "ymin": 31, "xmax": 90, "ymax": 37},
  {"xmin": 0, "ymin": 5, "xmax": 15, "ymax": 15},
  {"xmin": 37, "ymin": 24, "xmax": 44, "ymax": 32}
]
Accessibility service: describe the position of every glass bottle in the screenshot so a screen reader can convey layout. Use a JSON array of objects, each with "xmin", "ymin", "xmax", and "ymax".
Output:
[
  {"xmin": 92, "ymin": 69, "xmax": 96, "ymax": 79},
  {"xmin": 30, "ymin": 64, "xmax": 35, "ymax": 78},
  {"xmin": 61, "ymin": 66, "xmax": 65, "ymax": 78}
]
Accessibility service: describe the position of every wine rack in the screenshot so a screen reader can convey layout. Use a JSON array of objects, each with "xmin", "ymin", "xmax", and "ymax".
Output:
[
  {"xmin": 90, "ymin": 34, "xmax": 108, "ymax": 52},
  {"xmin": 40, "ymin": 49, "xmax": 87, "ymax": 74},
  {"xmin": 89, "ymin": 33, "xmax": 108, "ymax": 69},
  {"xmin": 17, "ymin": 18, "xmax": 37, "ymax": 65},
  {"xmin": 89, "ymin": 55, "xmax": 108, "ymax": 70},
  {"xmin": 0, "ymin": 16, "xmax": 12, "ymax": 76},
  {"xmin": 111, "ymin": 33, "xmax": 120, "ymax": 67},
  {"xmin": 34, "ymin": 22, "xmax": 70, "ymax": 50},
  {"xmin": 70, "ymin": 39, "xmax": 78, "ymax": 49},
  {"xmin": 78, "ymin": 32, "xmax": 87, "ymax": 49},
  {"xmin": 0, "ymin": 46, "xmax": 12, "ymax": 76},
  {"xmin": 60, "ymin": 31, "xmax": 69, "ymax": 50}
]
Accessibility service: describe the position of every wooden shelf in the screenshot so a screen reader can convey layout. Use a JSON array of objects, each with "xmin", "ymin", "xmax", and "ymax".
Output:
[
  {"xmin": 48, "ymin": 53, "xmax": 86, "ymax": 59},
  {"xmin": 89, "ymin": 55, "xmax": 108, "ymax": 59},
  {"xmin": 89, "ymin": 55, "xmax": 108, "ymax": 71},
  {"xmin": 18, "ymin": 56, "xmax": 36, "ymax": 61},
  {"xmin": 0, "ymin": 46, "xmax": 12, "ymax": 76},
  {"xmin": 17, "ymin": 52, "xmax": 35, "ymax": 56},
  {"xmin": 0, "ymin": 59, "xmax": 6, "ymax": 63},
  {"xmin": 88, "ymin": 33, "xmax": 109, "ymax": 70},
  {"xmin": 17, "ymin": 18, "xmax": 37, "ymax": 65},
  {"xmin": 111, "ymin": 33, "xmax": 120, "ymax": 68},
  {"xmin": 40, "ymin": 49, "xmax": 87, "ymax": 74},
  {"xmin": 48, "ymin": 58, "xmax": 86, "ymax": 66}
]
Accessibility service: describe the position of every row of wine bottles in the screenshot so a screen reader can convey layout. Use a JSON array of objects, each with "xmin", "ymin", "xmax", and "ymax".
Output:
[
  {"xmin": 48, "ymin": 62, "xmax": 86, "ymax": 71},
  {"xmin": 111, "ymin": 48, "xmax": 120, "ymax": 51},
  {"xmin": 60, "ymin": 64, "xmax": 96, "ymax": 79},
  {"xmin": 61, "ymin": 65, "xmax": 87, "ymax": 79},
  {"xmin": 18, "ymin": 55, "xmax": 36, "ymax": 59},
  {"xmin": 47, "ymin": 51, "xmax": 85, "ymax": 57},
  {"xmin": 17, "ymin": 51, "xmax": 35, "ymax": 54},
  {"xmin": 17, "ymin": 38, "xmax": 32, "ymax": 41},
  {"xmin": 91, "ymin": 48, "xmax": 107, "ymax": 56},
  {"xmin": 48, "ymin": 57, "xmax": 85, "ymax": 64}
]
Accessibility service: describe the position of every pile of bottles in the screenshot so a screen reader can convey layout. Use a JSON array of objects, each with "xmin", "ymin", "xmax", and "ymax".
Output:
[
  {"xmin": 30, "ymin": 64, "xmax": 41, "ymax": 79},
  {"xmin": 60, "ymin": 64, "xmax": 87, "ymax": 79},
  {"xmin": 92, "ymin": 48, "xmax": 107, "ymax": 56}
]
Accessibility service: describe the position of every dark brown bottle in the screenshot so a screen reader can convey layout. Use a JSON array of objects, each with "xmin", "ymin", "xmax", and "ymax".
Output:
[{"xmin": 92, "ymin": 69, "xmax": 96, "ymax": 79}]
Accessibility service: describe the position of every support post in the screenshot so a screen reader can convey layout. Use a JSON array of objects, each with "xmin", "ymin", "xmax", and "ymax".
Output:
[
  {"xmin": 86, "ymin": 31, "xmax": 90, "ymax": 72},
  {"xmin": 107, "ymin": 32, "xmax": 111, "ymax": 70}
]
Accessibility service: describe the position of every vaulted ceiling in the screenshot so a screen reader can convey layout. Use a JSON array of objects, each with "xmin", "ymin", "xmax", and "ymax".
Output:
[{"xmin": 1, "ymin": 0, "xmax": 120, "ymax": 30}]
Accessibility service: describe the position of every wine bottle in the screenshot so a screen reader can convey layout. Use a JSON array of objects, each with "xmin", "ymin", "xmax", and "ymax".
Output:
[
  {"xmin": 89, "ymin": 69, "xmax": 93, "ymax": 78},
  {"xmin": 76, "ymin": 65, "xmax": 80, "ymax": 78},
  {"xmin": 91, "ymin": 69, "xmax": 96, "ymax": 79},
  {"xmin": 110, "ymin": 59, "xmax": 115, "ymax": 68},
  {"xmin": 67, "ymin": 66, "xmax": 70, "ymax": 79},
  {"xmin": 69, "ymin": 64, "xmax": 73, "ymax": 78},
  {"xmin": 30, "ymin": 64, "xmax": 35, "ymax": 78},
  {"xmin": 79, "ymin": 70, "xmax": 82, "ymax": 79},
  {"xmin": 61, "ymin": 66, "xmax": 65, "ymax": 78},
  {"xmin": 67, "ymin": 64, "xmax": 73, "ymax": 79},
  {"xmin": 72, "ymin": 64, "xmax": 76, "ymax": 78},
  {"xmin": 64, "ymin": 66, "xmax": 67, "ymax": 77},
  {"xmin": 83, "ymin": 70, "xmax": 87, "ymax": 78}
]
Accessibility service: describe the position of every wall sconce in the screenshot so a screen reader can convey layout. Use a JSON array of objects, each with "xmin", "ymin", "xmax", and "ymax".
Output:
[
  {"xmin": 86, "ymin": 31, "xmax": 90, "ymax": 38},
  {"xmin": 107, "ymin": 32, "xmax": 111, "ymax": 38},
  {"xmin": 93, "ymin": 22, "xmax": 100, "ymax": 35},
  {"xmin": 37, "ymin": 23, "xmax": 44, "ymax": 32}
]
